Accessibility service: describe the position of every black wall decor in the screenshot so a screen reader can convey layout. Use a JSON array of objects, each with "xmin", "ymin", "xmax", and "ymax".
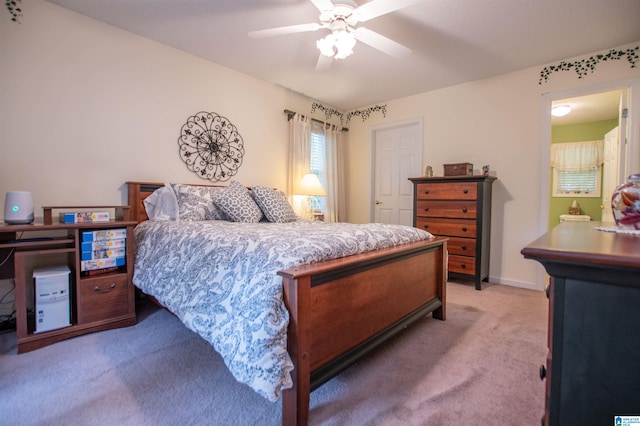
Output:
[
  {"xmin": 539, "ymin": 46, "xmax": 639, "ymax": 84},
  {"xmin": 178, "ymin": 111, "xmax": 245, "ymax": 182}
]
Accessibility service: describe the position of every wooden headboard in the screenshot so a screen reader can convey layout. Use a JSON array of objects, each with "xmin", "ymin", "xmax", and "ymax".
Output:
[
  {"xmin": 127, "ymin": 181, "xmax": 230, "ymax": 224},
  {"xmin": 127, "ymin": 181, "xmax": 165, "ymax": 224}
]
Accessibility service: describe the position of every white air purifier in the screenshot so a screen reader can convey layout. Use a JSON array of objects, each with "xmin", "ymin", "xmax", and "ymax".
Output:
[{"xmin": 4, "ymin": 191, "xmax": 34, "ymax": 224}]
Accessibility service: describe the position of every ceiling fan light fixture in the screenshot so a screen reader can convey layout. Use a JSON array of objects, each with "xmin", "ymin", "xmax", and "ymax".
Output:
[
  {"xmin": 317, "ymin": 34, "xmax": 336, "ymax": 57},
  {"xmin": 552, "ymin": 104, "xmax": 572, "ymax": 117},
  {"xmin": 317, "ymin": 29, "xmax": 356, "ymax": 59},
  {"xmin": 333, "ymin": 30, "xmax": 356, "ymax": 59}
]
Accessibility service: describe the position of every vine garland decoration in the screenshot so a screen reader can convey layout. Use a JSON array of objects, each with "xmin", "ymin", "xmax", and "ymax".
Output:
[
  {"xmin": 178, "ymin": 111, "xmax": 245, "ymax": 182},
  {"xmin": 311, "ymin": 102, "xmax": 344, "ymax": 124},
  {"xmin": 347, "ymin": 105, "xmax": 387, "ymax": 124},
  {"xmin": 310, "ymin": 102, "xmax": 388, "ymax": 125},
  {"xmin": 539, "ymin": 46, "xmax": 639, "ymax": 85},
  {"xmin": 5, "ymin": 0, "xmax": 22, "ymax": 22}
]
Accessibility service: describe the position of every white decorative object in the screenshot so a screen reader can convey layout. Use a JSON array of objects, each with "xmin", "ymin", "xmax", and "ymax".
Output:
[{"xmin": 4, "ymin": 191, "xmax": 34, "ymax": 224}]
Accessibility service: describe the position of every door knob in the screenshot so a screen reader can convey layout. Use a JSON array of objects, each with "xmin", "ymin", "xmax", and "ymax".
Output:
[{"xmin": 375, "ymin": 200, "xmax": 382, "ymax": 205}]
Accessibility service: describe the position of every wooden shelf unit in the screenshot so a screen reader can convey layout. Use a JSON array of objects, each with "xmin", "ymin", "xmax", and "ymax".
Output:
[{"xmin": 0, "ymin": 206, "xmax": 136, "ymax": 353}]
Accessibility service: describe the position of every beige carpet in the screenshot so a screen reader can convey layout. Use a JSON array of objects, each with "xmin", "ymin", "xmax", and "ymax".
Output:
[{"xmin": 0, "ymin": 281, "xmax": 547, "ymax": 425}]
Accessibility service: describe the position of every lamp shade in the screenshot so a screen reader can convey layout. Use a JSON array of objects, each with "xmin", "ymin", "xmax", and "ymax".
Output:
[{"xmin": 298, "ymin": 173, "xmax": 327, "ymax": 196}]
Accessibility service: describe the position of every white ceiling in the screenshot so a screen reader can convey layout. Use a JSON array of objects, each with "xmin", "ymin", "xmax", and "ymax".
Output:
[
  {"xmin": 552, "ymin": 90, "xmax": 623, "ymax": 126},
  {"xmin": 47, "ymin": 0, "xmax": 640, "ymax": 115}
]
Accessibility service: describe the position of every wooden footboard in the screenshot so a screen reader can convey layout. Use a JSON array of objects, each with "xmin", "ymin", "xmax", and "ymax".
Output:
[
  {"xmin": 126, "ymin": 181, "xmax": 447, "ymax": 426},
  {"xmin": 278, "ymin": 238, "xmax": 447, "ymax": 426}
]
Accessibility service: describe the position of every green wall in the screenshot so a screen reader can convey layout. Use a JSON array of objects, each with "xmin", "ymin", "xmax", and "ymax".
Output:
[{"xmin": 549, "ymin": 118, "xmax": 618, "ymax": 228}]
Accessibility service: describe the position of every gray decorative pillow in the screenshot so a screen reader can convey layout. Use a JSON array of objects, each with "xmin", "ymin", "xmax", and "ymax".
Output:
[
  {"xmin": 251, "ymin": 186, "xmax": 298, "ymax": 223},
  {"xmin": 170, "ymin": 183, "xmax": 228, "ymax": 221},
  {"xmin": 212, "ymin": 180, "xmax": 264, "ymax": 223}
]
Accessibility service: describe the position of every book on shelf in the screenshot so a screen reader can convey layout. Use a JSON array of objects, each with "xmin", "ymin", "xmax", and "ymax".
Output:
[
  {"xmin": 84, "ymin": 266, "xmax": 119, "ymax": 276},
  {"xmin": 81, "ymin": 247, "xmax": 126, "ymax": 261},
  {"xmin": 80, "ymin": 256, "xmax": 125, "ymax": 272},
  {"xmin": 59, "ymin": 211, "xmax": 110, "ymax": 224},
  {"xmin": 81, "ymin": 238, "xmax": 126, "ymax": 251},
  {"xmin": 81, "ymin": 228, "xmax": 127, "ymax": 242}
]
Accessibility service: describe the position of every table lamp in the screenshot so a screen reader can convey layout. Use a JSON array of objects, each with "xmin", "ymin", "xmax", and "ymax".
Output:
[{"xmin": 298, "ymin": 173, "xmax": 326, "ymax": 220}]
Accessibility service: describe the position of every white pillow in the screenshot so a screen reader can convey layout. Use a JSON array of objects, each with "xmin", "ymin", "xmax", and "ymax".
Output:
[{"xmin": 143, "ymin": 183, "xmax": 179, "ymax": 221}]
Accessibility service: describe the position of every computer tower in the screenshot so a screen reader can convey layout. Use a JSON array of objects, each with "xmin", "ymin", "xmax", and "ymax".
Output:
[{"xmin": 33, "ymin": 266, "xmax": 71, "ymax": 333}]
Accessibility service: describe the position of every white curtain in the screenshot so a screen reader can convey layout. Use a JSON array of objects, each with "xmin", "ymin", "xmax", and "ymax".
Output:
[
  {"xmin": 323, "ymin": 123, "xmax": 346, "ymax": 222},
  {"xmin": 287, "ymin": 113, "xmax": 310, "ymax": 213},
  {"xmin": 550, "ymin": 140, "xmax": 604, "ymax": 171}
]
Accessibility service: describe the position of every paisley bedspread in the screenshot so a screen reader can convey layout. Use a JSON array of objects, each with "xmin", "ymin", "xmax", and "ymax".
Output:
[{"xmin": 133, "ymin": 219, "xmax": 433, "ymax": 402}]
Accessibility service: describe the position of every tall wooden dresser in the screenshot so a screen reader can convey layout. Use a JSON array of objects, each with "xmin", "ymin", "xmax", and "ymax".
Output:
[
  {"xmin": 522, "ymin": 221, "xmax": 640, "ymax": 426},
  {"xmin": 409, "ymin": 175, "xmax": 496, "ymax": 290}
]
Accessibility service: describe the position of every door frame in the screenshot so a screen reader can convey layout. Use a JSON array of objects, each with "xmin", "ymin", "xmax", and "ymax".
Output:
[
  {"xmin": 540, "ymin": 77, "xmax": 640, "ymax": 236},
  {"xmin": 370, "ymin": 117, "xmax": 424, "ymax": 222}
]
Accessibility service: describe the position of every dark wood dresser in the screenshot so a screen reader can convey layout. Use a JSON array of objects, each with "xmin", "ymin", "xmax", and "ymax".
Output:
[
  {"xmin": 521, "ymin": 221, "xmax": 640, "ymax": 426},
  {"xmin": 409, "ymin": 175, "xmax": 496, "ymax": 290}
]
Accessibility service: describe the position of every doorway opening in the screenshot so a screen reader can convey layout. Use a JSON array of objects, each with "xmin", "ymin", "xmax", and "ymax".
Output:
[
  {"xmin": 548, "ymin": 89, "xmax": 624, "ymax": 227},
  {"xmin": 540, "ymin": 77, "xmax": 640, "ymax": 235}
]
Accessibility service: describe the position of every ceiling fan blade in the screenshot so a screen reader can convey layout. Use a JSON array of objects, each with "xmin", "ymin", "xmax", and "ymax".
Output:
[
  {"xmin": 248, "ymin": 23, "xmax": 321, "ymax": 38},
  {"xmin": 309, "ymin": 0, "xmax": 335, "ymax": 12},
  {"xmin": 353, "ymin": 0, "xmax": 423, "ymax": 23},
  {"xmin": 315, "ymin": 54, "xmax": 334, "ymax": 72},
  {"xmin": 354, "ymin": 27, "xmax": 412, "ymax": 58}
]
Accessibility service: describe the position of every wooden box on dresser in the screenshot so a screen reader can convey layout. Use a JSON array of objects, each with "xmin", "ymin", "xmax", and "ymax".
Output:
[
  {"xmin": 409, "ymin": 175, "xmax": 496, "ymax": 290},
  {"xmin": 522, "ymin": 221, "xmax": 640, "ymax": 426},
  {"xmin": 0, "ymin": 206, "xmax": 137, "ymax": 353}
]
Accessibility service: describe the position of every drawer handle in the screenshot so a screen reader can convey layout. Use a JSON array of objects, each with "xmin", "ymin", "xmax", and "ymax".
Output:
[
  {"xmin": 462, "ymin": 226, "xmax": 468, "ymax": 232},
  {"xmin": 460, "ymin": 263, "xmax": 466, "ymax": 269},
  {"xmin": 539, "ymin": 364, "xmax": 546, "ymax": 380},
  {"xmin": 461, "ymin": 245, "xmax": 467, "ymax": 250},
  {"xmin": 423, "ymin": 225, "xmax": 429, "ymax": 229},
  {"xmin": 462, "ymin": 207, "xmax": 467, "ymax": 213},
  {"xmin": 94, "ymin": 283, "xmax": 116, "ymax": 293},
  {"xmin": 424, "ymin": 189, "xmax": 429, "ymax": 194},
  {"xmin": 423, "ymin": 207, "xmax": 429, "ymax": 212},
  {"xmin": 463, "ymin": 189, "xmax": 468, "ymax": 194}
]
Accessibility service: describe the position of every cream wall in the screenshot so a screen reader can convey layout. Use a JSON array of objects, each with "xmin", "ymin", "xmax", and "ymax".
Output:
[
  {"xmin": 345, "ymin": 42, "xmax": 640, "ymax": 290},
  {"xmin": 0, "ymin": 0, "xmax": 338, "ymax": 209},
  {"xmin": 2, "ymin": 1, "xmax": 639, "ymax": 292}
]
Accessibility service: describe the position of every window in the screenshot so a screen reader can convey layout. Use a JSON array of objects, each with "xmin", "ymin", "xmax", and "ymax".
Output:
[
  {"xmin": 553, "ymin": 166, "xmax": 601, "ymax": 197},
  {"xmin": 310, "ymin": 123, "xmax": 327, "ymax": 212},
  {"xmin": 550, "ymin": 140, "xmax": 603, "ymax": 198}
]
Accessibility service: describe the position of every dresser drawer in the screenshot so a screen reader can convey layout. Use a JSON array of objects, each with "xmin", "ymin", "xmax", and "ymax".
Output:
[
  {"xmin": 77, "ymin": 274, "xmax": 129, "ymax": 324},
  {"xmin": 416, "ymin": 200, "xmax": 477, "ymax": 219},
  {"xmin": 415, "ymin": 182, "xmax": 478, "ymax": 200},
  {"xmin": 416, "ymin": 218, "xmax": 477, "ymax": 238},
  {"xmin": 448, "ymin": 255, "xmax": 476, "ymax": 275},
  {"xmin": 447, "ymin": 237, "xmax": 477, "ymax": 256}
]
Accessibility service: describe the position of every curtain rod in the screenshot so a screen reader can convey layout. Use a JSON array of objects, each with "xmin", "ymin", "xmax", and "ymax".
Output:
[{"xmin": 283, "ymin": 109, "xmax": 348, "ymax": 132}]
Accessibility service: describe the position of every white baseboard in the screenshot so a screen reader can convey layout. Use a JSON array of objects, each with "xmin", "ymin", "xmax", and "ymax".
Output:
[{"xmin": 488, "ymin": 276, "xmax": 544, "ymax": 291}]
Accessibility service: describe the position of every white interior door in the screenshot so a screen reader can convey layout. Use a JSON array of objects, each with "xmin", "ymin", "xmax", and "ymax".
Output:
[
  {"xmin": 372, "ymin": 120, "xmax": 422, "ymax": 225},
  {"xmin": 601, "ymin": 126, "xmax": 620, "ymax": 223}
]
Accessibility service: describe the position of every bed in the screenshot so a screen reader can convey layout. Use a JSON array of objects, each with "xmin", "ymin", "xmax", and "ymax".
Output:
[{"xmin": 127, "ymin": 181, "xmax": 447, "ymax": 425}]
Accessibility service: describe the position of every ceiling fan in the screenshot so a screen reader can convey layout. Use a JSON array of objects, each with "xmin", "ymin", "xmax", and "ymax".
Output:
[{"xmin": 247, "ymin": 0, "xmax": 420, "ymax": 71}]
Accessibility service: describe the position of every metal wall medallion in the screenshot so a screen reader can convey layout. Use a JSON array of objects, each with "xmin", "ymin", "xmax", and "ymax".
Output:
[{"xmin": 178, "ymin": 111, "xmax": 245, "ymax": 182}]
